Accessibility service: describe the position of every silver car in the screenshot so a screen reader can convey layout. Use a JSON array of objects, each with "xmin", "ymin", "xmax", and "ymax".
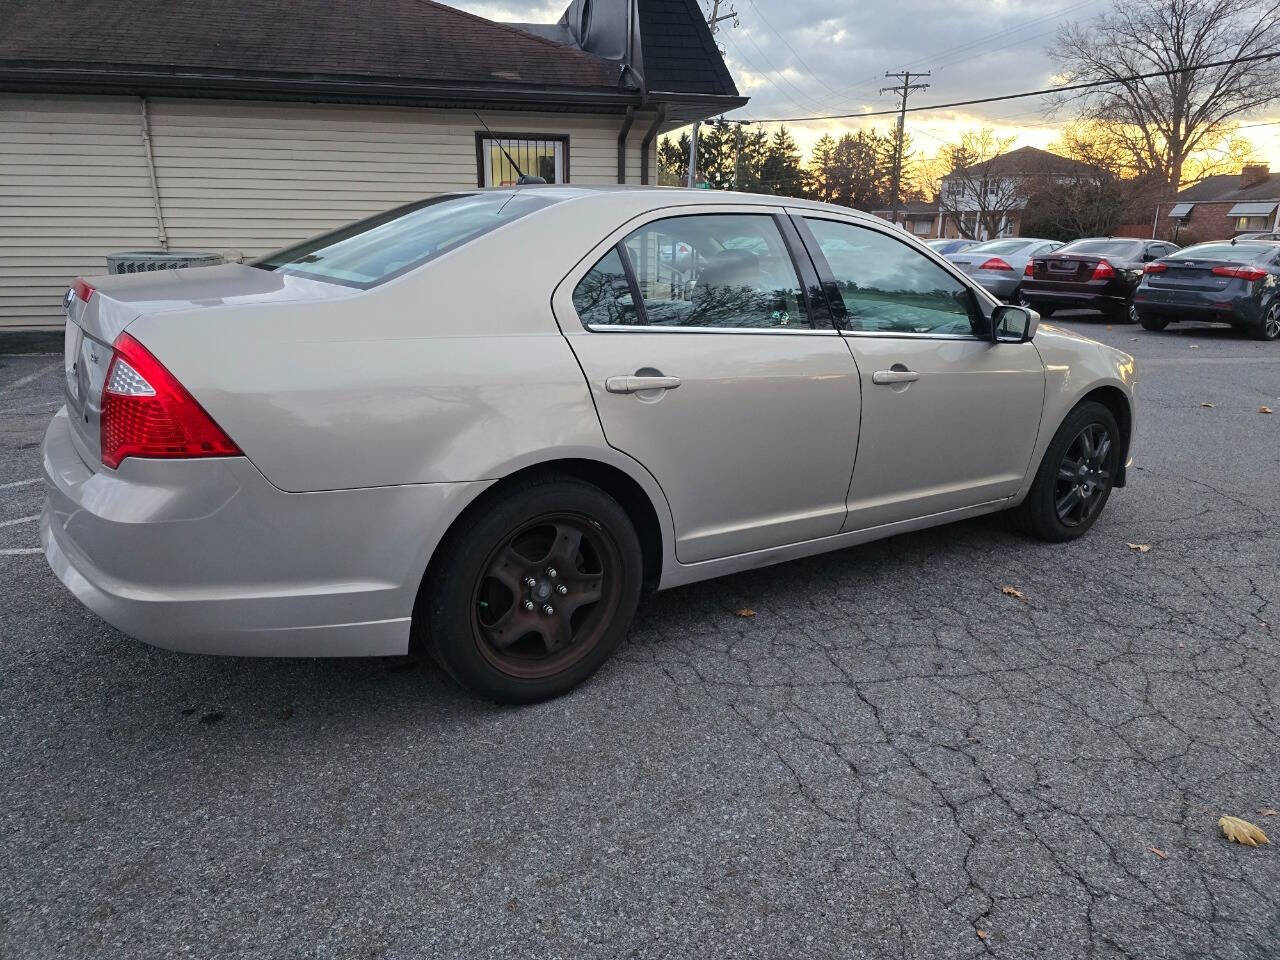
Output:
[
  {"xmin": 42, "ymin": 187, "xmax": 1137, "ymax": 703},
  {"xmin": 946, "ymin": 237, "xmax": 1063, "ymax": 302}
]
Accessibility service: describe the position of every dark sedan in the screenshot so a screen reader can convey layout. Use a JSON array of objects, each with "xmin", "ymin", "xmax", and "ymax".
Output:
[
  {"xmin": 1022, "ymin": 237, "xmax": 1180, "ymax": 322},
  {"xmin": 1134, "ymin": 240, "xmax": 1280, "ymax": 340}
]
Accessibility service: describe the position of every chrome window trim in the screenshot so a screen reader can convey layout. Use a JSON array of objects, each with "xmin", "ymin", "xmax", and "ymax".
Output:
[{"xmin": 839, "ymin": 329, "xmax": 984, "ymax": 342}]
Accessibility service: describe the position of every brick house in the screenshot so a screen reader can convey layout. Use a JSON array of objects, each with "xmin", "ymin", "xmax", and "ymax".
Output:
[
  {"xmin": 868, "ymin": 201, "xmax": 941, "ymax": 238},
  {"xmin": 1153, "ymin": 165, "xmax": 1280, "ymax": 243}
]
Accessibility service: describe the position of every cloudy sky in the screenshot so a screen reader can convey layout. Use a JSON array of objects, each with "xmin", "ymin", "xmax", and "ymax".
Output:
[{"xmin": 447, "ymin": 0, "xmax": 1280, "ymax": 167}]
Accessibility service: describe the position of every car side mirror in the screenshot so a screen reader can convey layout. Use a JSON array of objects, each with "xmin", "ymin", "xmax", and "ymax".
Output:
[{"xmin": 991, "ymin": 304, "xmax": 1038, "ymax": 343}]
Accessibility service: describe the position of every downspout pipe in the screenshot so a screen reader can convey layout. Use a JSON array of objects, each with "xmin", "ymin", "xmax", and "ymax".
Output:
[
  {"xmin": 639, "ymin": 105, "xmax": 666, "ymax": 185},
  {"xmin": 616, "ymin": 106, "xmax": 635, "ymax": 183}
]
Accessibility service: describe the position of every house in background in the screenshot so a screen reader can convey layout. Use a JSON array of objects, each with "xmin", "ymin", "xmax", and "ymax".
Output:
[
  {"xmin": 1154, "ymin": 166, "xmax": 1280, "ymax": 243},
  {"xmin": 0, "ymin": 0, "xmax": 745, "ymax": 327},
  {"xmin": 935, "ymin": 146, "xmax": 1100, "ymax": 240},
  {"xmin": 868, "ymin": 201, "xmax": 941, "ymax": 238}
]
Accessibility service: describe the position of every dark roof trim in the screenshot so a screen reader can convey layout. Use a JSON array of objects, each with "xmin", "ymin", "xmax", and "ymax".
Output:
[{"xmin": 0, "ymin": 64, "xmax": 746, "ymax": 117}]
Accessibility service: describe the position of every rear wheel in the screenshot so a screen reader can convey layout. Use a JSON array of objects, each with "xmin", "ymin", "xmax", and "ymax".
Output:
[
  {"xmin": 1255, "ymin": 302, "xmax": 1280, "ymax": 341},
  {"xmin": 1013, "ymin": 401, "xmax": 1121, "ymax": 542},
  {"xmin": 423, "ymin": 475, "xmax": 643, "ymax": 703},
  {"xmin": 1139, "ymin": 313, "xmax": 1170, "ymax": 331}
]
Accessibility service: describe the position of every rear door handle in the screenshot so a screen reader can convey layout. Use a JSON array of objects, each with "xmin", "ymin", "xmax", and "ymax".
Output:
[
  {"xmin": 872, "ymin": 369, "xmax": 921, "ymax": 385},
  {"xmin": 605, "ymin": 375, "xmax": 682, "ymax": 394}
]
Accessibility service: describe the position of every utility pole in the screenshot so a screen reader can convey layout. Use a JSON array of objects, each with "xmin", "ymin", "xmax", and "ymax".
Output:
[
  {"xmin": 880, "ymin": 70, "xmax": 930, "ymax": 225},
  {"xmin": 687, "ymin": 0, "xmax": 738, "ymax": 188}
]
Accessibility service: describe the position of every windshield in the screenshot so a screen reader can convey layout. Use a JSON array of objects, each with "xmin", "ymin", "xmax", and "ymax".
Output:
[
  {"xmin": 255, "ymin": 191, "xmax": 562, "ymax": 288},
  {"xmin": 966, "ymin": 239, "xmax": 1032, "ymax": 255},
  {"xmin": 1059, "ymin": 239, "xmax": 1143, "ymax": 257},
  {"xmin": 1170, "ymin": 242, "xmax": 1275, "ymax": 263}
]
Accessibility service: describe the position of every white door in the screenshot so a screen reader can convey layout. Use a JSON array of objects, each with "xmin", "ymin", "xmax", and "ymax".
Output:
[
  {"xmin": 553, "ymin": 208, "xmax": 861, "ymax": 564},
  {"xmin": 796, "ymin": 214, "xmax": 1045, "ymax": 530}
]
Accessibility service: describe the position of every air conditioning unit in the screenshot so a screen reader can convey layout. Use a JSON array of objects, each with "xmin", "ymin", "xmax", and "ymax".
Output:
[{"xmin": 105, "ymin": 251, "xmax": 224, "ymax": 274}]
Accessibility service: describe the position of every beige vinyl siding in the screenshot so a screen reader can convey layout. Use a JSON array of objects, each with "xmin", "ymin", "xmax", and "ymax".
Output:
[
  {"xmin": 0, "ymin": 95, "xmax": 162, "ymax": 325},
  {"xmin": 0, "ymin": 94, "xmax": 660, "ymax": 328}
]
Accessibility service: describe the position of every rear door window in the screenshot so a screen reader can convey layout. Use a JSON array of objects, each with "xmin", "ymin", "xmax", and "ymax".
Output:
[{"xmin": 579, "ymin": 213, "xmax": 811, "ymax": 330}]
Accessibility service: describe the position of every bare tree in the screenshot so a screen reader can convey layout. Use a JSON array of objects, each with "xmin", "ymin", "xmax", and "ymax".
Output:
[
  {"xmin": 936, "ymin": 129, "xmax": 1023, "ymax": 240},
  {"xmin": 1050, "ymin": 0, "xmax": 1280, "ymax": 191}
]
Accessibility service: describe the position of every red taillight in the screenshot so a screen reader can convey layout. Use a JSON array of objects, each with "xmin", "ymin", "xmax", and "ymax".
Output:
[
  {"xmin": 100, "ymin": 333, "xmax": 241, "ymax": 470},
  {"xmin": 1211, "ymin": 265, "xmax": 1267, "ymax": 282},
  {"xmin": 1143, "ymin": 262, "xmax": 1168, "ymax": 274},
  {"xmin": 979, "ymin": 257, "xmax": 1013, "ymax": 271},
  {"xmin": 1091, "ymin": 259, "xmax": 1115, "ymax": 280},
  {"xmin": 1024, "ymin": 261, "xmax": 1035, "ymax": 277},
  {"xmin": 73, "ymin": 278, "xmax": 95, "ymax": 302}
]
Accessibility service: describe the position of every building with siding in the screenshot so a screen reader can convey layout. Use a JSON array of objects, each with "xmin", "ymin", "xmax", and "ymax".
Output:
[
  {"xmin": 0, "ymin": 0, "xmax": 745, "ymax": 327},
  {"xmin": 1152, "ymin": 166, "xmax": 1280, "ymax": 244}
]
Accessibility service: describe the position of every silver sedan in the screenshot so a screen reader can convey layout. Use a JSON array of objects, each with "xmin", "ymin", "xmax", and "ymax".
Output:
[
  {"xmin": 42, "ymin": 187, "xmax": 1137, "ymax": 702},
  {"xmin": 947, "ymin": 237, "xmax": 1063, "ymax": 302}
]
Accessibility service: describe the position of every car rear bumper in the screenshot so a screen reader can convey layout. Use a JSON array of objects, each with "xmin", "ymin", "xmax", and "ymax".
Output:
[
  {"xmin": 41, "ymin": 406, "xmax": 487, "ymax": 657},
  {"xmin": 1021, "ymin": 289, "xmax": 1128, "ymax": 312},
  {"xmin": 1133, "ymin": 291, "xmax": 1259, "ymax": 326},
  {"xmin": 972, "ymin": 274, "xmax": 1020, "ymax": 299}
]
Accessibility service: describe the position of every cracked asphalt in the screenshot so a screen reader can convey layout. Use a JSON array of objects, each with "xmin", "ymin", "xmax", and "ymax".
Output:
[{"xmin": 2, "ymin": 317, "xmax": 1277, "ymax": 959}]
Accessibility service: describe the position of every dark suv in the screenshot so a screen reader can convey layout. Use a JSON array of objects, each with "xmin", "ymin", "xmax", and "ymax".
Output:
[{"xmin": 1022, "ymin": 238, "xmax": 1180, "ymax": 322}]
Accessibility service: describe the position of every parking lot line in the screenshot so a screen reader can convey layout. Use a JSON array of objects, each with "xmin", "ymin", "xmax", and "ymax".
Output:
[
  {"xmin": 1, "ymin": 361, "xmax": 61, "ymax": 394},
  {"xmin": 0, "ymin": 515, "xmax": 38, "ymax": 527},
  {"xmin": 0, "ymin": 478, "xmax": 41, "ymax": 490},
  {"xmin": 0, "ymin": 547, "xmax": 42, "ymax": 556}
]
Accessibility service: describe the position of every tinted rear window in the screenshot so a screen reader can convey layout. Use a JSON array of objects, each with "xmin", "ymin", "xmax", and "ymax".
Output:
[
  {"xmin": 1058, "ymin": 239, "xmax": 1143, "ymax": 257},
  {"xmin": 966, "ymin": 239, "xmax": 1031, "ymax": 255},
  {"xmin": 1170, "ymin": 242, "xmax": 1275, "ymax": 263},
  {"xmin": 255, "ymin": 191, "xmax": 561, "ymax": 288}
]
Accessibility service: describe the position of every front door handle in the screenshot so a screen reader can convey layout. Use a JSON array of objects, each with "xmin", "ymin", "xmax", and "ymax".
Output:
[
  {"xmin": 872, "ymin": 369, "xmax": 921, "ymax": 385},
  {"xmin": 605, "ymin": 375, "xmax": 682, "ymax": 394}
]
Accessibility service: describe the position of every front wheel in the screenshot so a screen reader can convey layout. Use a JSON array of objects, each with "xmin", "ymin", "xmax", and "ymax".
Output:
[
  {"xmin": 1013, "ymin": 401, "xmax": 1121, "ymax": 542},
  {"xmin": 422, "ymin": 475, "xmax": 643, "ymax": 703},
  {"xmin": 1255, "ymin": 302, "xmax": 1280, "ymax": 341}
]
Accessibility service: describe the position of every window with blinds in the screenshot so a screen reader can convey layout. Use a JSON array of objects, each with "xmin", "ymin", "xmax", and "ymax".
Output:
[{"xmin": 475, "ymin": 134, "xmax": 569, "ymax": 186}]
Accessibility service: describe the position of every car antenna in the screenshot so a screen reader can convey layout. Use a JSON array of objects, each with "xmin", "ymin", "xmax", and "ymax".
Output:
[{"xmin": 475, "ymin": 113, "xmax": 547, "ymax": 185}]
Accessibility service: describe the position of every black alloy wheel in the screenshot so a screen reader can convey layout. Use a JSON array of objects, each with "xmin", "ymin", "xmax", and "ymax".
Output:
[
  {"xmin": 422, "ymin": 475, "xmax": 643, "ymax": 703},
  {"xmin": 1257, "ymin": 302, "xmax": 1280, "ymax": 341},
  {"xmin": 1013, "ymin": 401, "xmax": 1121, "ymax": 542},
  {"xmin": 1052, "ymin": 423, "xmax": 1115, "ymax": 528}
]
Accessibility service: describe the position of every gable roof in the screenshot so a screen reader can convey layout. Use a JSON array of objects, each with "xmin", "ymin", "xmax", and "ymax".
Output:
[
  {"xmin": 946, "ymin": 146, "xmax": 1100, "ymax": 179},
  {"xmin": 1174, "ymin": 171, "xmax": 1280, "ymax": 202},
  {"xmin": 0, "ymin": 0, "xmax": 743, "ymax": 116}
]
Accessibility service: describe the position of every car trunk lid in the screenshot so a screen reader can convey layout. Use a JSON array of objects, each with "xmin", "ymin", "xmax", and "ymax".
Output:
[
  {"xmin": 1146, "ymin": 258, "xmax": 1247, "ymax": 293},
  {"xmin": 60, "ymin": 264, "xmax": 358, "ymax": 469}
]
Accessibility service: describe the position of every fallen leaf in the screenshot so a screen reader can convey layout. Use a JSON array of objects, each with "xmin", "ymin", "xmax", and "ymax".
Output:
[
  {"xmin": 1127, "ymin": 542, "xmax": 1152, "ymax": 553},
  {"xmin": 1261, "ymin": 406, "xmax": 1274, "ymax": 415},
  {"xmin": 1129, "ymin": 337, "xmax": 1139, "ymax": 342},
  {"xmin": 975, "ymin": 929, "xmax": 989, "ymax": 940},
  {"xmin": 1149, "ymin": 846, "xmax": 1169, "ymax": 860},
  {"xmin": 1200, "ymin": 402, "xmax": 1215, "ymax": 408},
  {"xmin": 734, "ymin": 608, "xmax": 756, "ymax": 618},
  {"xmin": 1001, "ymin": 586, "xmax": 1028, "ymax": 602},
  {"xmin": 1259, "ymin": 808, "xmax": 1278, "ymax": 817},
  {"xmin": 1189, "ymin": 344, "xmax": 1200, "ymax": 349},
  {"xmin": 1105, "ymin": 324, "xmax": 1113, "ymax": 330},
  {"xmin": 1220, "ymin": 815, "xmax": 1270, "ymax": 847}
]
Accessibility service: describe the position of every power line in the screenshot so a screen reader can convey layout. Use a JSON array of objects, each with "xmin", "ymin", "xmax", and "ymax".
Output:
[{"xmin": 742, "ymin": 49, "xmax": 1280, "ymax": 124}]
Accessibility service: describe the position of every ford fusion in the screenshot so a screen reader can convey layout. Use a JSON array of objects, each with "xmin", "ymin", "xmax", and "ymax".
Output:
[{"xmin": 42, "ymin": 188, "xmax": 1137, "ymax": 703}]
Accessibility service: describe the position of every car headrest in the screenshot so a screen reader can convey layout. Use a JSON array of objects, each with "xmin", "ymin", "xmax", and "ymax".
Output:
[{"xmin": 698, "ymin": 249, "xmax": 761, "ymax": 291}]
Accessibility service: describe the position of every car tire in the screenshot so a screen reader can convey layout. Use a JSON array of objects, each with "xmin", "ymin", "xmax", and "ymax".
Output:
[
  {"xmin": 421, "ymin": 474, "xmax": 643, "ymax": 704},
  {"xmin": 1139, "ymin": 313, "xmax": 1169, "ymax": 331},
  {"xmin": 1255, "ymin": 302, "xmax": 1280, "ymax": 341},
  {"xmin": 1013, "ymin": 401, "xmax": 1121, "ymax": 543}
]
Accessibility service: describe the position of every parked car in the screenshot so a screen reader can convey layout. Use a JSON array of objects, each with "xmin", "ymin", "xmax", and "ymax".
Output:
[
  {"xmin": 925, "ymin": 238, "xmax": 978, "ymax": 255},
  {"xmin": 1134, "ymin": 240, "xmax": 1280, "ymax": 340},
  {"xmin": 1022, "ymin": 237, "xmax": 1180, "ymax": 321},
  {"xmin": 945, "ymin": 237, "xmax": 1063, "ymax": 302},
  {"xmin": 1235, "ymin": 231, "xmax": 1280, "ymax": 242},
  {"xmin": 42, "ymin": 187, "xmax": 1137, "ymax": 703}
]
